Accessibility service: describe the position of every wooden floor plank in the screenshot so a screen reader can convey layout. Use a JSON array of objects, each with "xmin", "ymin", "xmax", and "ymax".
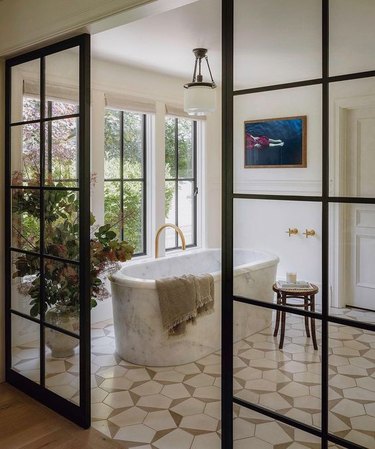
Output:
[{"xmin": 0, "ymin": 383, "xmax": 128, "ymax": 449}]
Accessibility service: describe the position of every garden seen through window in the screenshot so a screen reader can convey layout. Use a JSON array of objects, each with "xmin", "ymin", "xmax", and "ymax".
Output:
[
  {"xmin": 12, "ymin": 97, "xmax": 80, "ymax": 255},
  {"xmin": 104, "ymin": 110, "xmax": 146, "ymax": 255},
  {"xmin": 17, "ymin": 103, "xmax": 199, "ymax": 258},
  {"xmin": 165, "ymin": 117, "xmax": 197, "ymax": 250}
]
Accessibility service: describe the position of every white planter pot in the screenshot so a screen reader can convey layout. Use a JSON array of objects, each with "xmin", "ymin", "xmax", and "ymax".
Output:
[{"xmin": 45, "ymin": 307, "xmax": 79, "ymax": 358}]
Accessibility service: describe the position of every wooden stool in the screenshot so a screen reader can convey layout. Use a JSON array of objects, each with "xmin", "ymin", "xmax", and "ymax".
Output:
[{"xmin": 273, "ymin": 283, "xmax": 319, "ymax": 350}]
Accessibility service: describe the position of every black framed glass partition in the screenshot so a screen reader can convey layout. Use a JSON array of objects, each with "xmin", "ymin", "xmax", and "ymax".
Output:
[
  {"xmin": 221, "ymin": 1, "xmax": 375, "ymax": 448},
  {"xmin": 5, "ymin": 34, "xmax": 91, "ymax": 428}
]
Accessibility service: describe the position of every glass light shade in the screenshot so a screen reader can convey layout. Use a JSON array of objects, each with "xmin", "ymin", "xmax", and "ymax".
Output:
[{"xmin": 184, "ymin": 85, "xmax": 216, "ymax": 116}]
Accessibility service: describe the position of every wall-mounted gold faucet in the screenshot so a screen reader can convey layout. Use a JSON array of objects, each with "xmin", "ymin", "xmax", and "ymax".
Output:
[
  {"xmin": 155, "ymin": 223, "xmax": 186, "ymax": 258},
  {"xmin": 285, "ymin": 228, "xmax": 299, "ymax": 237},
  {"xmin": 303, "ymin": 229, "xmax": 316, "ymax": 238}
]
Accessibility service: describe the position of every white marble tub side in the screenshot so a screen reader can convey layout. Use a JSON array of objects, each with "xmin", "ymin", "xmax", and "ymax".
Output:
[{"xmin": 109, "ymin": 249, "xmax": 279, "ymax": 366}]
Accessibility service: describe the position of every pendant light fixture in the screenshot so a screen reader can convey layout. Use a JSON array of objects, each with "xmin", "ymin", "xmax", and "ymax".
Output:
[{"xmin": 184, "ymin": 48, "xmax": 216, "ymax": 116}]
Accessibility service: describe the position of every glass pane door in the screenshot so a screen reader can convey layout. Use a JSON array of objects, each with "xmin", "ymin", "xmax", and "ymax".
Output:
[
  {"xmin": 222, "ymin": 1, "xmax": 375, "ymax": 449},
  {"xmin": 5, "ymin": 34, "xmax": 91, "ymax": 428}
]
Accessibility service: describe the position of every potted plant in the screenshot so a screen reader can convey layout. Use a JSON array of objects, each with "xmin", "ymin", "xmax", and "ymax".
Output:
[{"xmin": 12, "ymin": 174, "xmax": 134, "ymax": 358}]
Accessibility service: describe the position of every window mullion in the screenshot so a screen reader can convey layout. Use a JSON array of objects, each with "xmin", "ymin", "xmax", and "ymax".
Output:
[
  {"xmin": 143, "ymin": 114, "xmax": 146, "ymax": 255},
  {"xmin": 47, "ymin": 101, "xmax": 52, "ymax": 177},
  {"xmin": 193, "ymin": 120, "xmax": 198, "ymax": 246},
  {"xmin": 120, "ymin": 111, "xmax": 124, "ymax": 242},
  {"xmin": 175, "ymin": 118, "xmax": 179, "ymax": 248}
]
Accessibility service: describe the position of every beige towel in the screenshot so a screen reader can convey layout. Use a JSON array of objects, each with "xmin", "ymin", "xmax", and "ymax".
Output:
[
  {"xmin": 194, "ymin": 274, "xmax": 215, "ymax": 314},
  {"xmin": 156, "ymin": 274, "xmax": 215, "ymax": 336}
]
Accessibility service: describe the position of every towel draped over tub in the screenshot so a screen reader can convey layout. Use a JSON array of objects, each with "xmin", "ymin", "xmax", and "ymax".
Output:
[{"xmin": 156, "ymin": 274, "xmax": 215, "ymax": 336}]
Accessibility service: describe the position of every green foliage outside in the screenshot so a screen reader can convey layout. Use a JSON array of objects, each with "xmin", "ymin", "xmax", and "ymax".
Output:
[
  {"xmin": 165, "ymin": 116, "xmax": 194, "ymax": 180},
  {"xmin": 17, "ymin": 101, "xmax": 195, "ymax": 260},
  {"xmin": 103, "ymin": 110, "xmax": 194, "ymax": 253},
  {"xmin": 12, "ymin": 99, "xmax": 134, "ymax": 316},
  {"xmin": 12, "ymin": 184, "xmax": 134, "ymax": 317}
]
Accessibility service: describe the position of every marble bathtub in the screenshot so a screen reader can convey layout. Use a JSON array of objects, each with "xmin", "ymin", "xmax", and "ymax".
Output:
[{"xmin": 110, "ymin": 249, "xmax": 279, "ymax": 366}]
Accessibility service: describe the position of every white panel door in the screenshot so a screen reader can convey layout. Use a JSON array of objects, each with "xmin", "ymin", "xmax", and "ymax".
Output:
[{"xmin": 346, "ymin": 107, "xmax": 375, "ymax": 310}]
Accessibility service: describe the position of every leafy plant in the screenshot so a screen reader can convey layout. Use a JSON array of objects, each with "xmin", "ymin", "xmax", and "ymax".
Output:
[{"xmin": 12, "ymin": 174, "xmax": 134, "ymax": 317}]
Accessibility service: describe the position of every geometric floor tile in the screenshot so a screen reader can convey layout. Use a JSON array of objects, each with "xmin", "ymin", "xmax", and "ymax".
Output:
[
  {"xmin": 12, "ymin": 308, "xmax": 375, "ymax": 448},
  {"xmin": 144, "ymin": 410, "xmax": 177, "ymax": 431},
  {"xmin": 153, "ymin": 429, "xmax": 194, "ymax": 449},
  {"xmin": 109, "ymin": 407, "xmax": 147, "ymax": 427},
  {"xmin": 255, "ymin": 421, "xmax": 293, "ymax": 445},
  {"xmin": 180, "ymin": 413, "xmax": 218, "ymax": 431},
  {"xmin": 171, "ymin": 398, "xmax": 206, "ymax": 416},
  {"xmin": 114, "ymin": 423, "xmax": 156, "ymax": 443},
  {"xmin": 87, "ymin": 309, "xmax": 373, "ymax": 449},
  {"xmin": 191, "ymin": 432, "xmax": 221, "ymax": 449}
]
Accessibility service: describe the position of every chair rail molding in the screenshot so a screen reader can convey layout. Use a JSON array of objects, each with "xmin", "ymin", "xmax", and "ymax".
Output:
[{"xmin": 235, "ymin": 179, "xmax": 322, "ymax": 196}]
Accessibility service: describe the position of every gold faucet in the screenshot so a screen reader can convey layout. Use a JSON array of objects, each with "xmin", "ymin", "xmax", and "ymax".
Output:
[{"xmin": 155, "ymin": 223, "xmax": 186, "ymax": 258}]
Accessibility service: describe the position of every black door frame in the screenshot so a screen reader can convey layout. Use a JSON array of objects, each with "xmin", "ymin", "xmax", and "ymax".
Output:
[
  {"xmin": 221, "ymin": 1, "xmax": 375, "ymax": 448},
  {"xmin": 5, "ymin": 34, "xmax": 91, "ymax": 428}
]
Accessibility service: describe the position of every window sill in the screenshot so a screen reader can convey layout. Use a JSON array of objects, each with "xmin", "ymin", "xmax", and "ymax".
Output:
[
  {"xmin": 121, "ymin": 245, "xmax": 202, "ymax": 266},
  {"xmin": 164, "ymin": 245, "xmax": 201, "ymax": 257}
]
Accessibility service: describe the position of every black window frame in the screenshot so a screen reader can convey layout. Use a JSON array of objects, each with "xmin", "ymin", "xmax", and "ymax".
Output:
[
  {"xmin": 104, "ymin": 109, "xmax": 147, "ymax": 257},
  {"xmin": 165, "ymin": 116, "xmax": 198, "ymax": 251},
  {"xmin": 5, "ymin": 34, "xmax": 91, "ymax": 429}
]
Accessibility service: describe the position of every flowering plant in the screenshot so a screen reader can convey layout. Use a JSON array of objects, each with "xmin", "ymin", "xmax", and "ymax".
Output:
[{"xmin": 12, "ymin": 173, "xmax": 134, "ymax": 317}]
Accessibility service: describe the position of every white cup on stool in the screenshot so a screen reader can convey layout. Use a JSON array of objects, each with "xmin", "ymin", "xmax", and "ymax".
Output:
[{"xmin": 286, "ymin": 272, "xmax": 297, "ymax": 284}]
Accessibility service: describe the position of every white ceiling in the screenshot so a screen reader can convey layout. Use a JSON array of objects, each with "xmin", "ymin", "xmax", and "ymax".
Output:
[{"xmin": 91, "ymin": 0, "xmax": 221, "ymax": 83}]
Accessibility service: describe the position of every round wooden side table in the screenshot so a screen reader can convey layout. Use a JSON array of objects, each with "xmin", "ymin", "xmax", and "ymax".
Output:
[{"xmin": 272, "ymin": 283, "xmax": 319, "ymax": 350}]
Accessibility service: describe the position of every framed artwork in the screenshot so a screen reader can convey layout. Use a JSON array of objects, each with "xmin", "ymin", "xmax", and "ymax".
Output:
[{"xmin": 244, "ymin": 115, "xmax": 307, "ymax": 168}]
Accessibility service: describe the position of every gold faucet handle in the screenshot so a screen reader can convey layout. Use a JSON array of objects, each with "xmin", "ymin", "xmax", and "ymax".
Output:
[
  {"xmin": 286, "ymin": 228, "xmax": 298, "ymax": 237},
  {"xmin": 303, "ymin": 229, "xmax": 316, "ymax": 238}
]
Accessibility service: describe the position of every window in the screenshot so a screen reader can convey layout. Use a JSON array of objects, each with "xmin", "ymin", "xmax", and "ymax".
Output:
[
  {"xmin": 21, "ymin": 97, "xmax": 79, "ymax": 185},
  {"xmin": 104, "ymin": 110, "xmax": 146, "ymax": 255},
  {"xmin": 165, "ymin": 117, "xmax": 198, "ymax": 250},
  {"xmin": 45, "ymin": 100, "xmax": 79, "ymax": 185}
]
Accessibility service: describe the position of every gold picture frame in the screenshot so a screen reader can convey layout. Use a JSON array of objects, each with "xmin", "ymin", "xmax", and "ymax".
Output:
[{"xmin": 244, "ymin": 115, "xmax": 307, "ymax": 168}]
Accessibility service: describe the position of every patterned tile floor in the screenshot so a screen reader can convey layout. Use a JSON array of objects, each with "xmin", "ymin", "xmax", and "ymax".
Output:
[{"xmin": 12, "ymin": 308, "xmax": 375, "ymax": 448}]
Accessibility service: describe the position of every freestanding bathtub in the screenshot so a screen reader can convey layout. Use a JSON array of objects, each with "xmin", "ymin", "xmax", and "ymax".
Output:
[{"xmin": 110, "ymin": 248, "xmax": 279, "ymax": 366}]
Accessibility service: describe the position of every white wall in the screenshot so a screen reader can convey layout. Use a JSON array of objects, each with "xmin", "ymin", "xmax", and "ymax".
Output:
[
  {"xmin": 0, "ymin": 0, "xmax": 153, "ymax": 57},
  {"xmin": 330, "ymin": 0, "xmax": 375, "ymax": 76},
  {"xmin": 205, "ymin": 93, "xmax": 222, "ymax": 249},
  {"xmin": 231, "ymin": 0, "xmax": 323, "ymax": 299},
  {"xmin": 234, "ymin": 0, "xmax": 322, "ymax": 90},
  {"xmin": 234, "ymin": 86, "xmax": 322, "ymax": 298}
]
